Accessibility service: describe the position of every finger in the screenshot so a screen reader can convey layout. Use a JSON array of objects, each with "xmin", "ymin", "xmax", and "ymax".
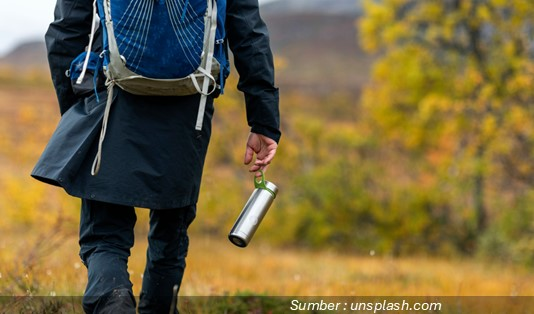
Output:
[
  {"xmin": 254, "ymin": 148, "xmax": 277, "ymax": 166},
  {"xmin": 259, "ymin": 164, "xmax": 270, "ymax": 175},
  {"xmin": 249, "ymin": 162, "xmax": 267, "ymax": 171},
  {"xmin": 249, "ymin": 164, "xmax": 270, "ymax": 177},
  {"xmin": 248, "ymin": 163, "xmax": 260, "ymax": 173},
  {"xmin": 254, "ymin": 159, "xmax": 271, "ymax": 168},
  {"xmin": 244, "ymin": 146, "xmax": 255, "ymax": 165}
]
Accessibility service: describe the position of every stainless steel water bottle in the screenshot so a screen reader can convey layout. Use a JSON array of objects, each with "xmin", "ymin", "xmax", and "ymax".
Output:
[{"xmin": 228, "ymin": 171, "xmax": 278, "ymax": 248}]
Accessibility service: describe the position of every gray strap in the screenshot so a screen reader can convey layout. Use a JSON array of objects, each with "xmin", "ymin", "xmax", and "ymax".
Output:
[
  {"xmin": 190, "ymin": 68, "xmax": 217, "ymax": 96},
  {"xmin": 91, "ymin": 80, "xmax": 115, "ymax": 176},
  {"xmin": 195, "ymin": 0, "xmax": 218, "ymax": 131},
  {"xmin": 76, "ymin": 0, "xmax": 99, "ymax": 85}
]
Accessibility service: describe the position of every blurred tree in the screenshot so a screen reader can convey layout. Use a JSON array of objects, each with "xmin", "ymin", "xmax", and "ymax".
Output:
[{"xmin": 359, "ymin": 0, "xmax": 534, "ymax": 251}]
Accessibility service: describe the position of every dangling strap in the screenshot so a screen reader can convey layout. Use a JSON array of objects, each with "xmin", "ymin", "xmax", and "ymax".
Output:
[
  {"xmin": 190, "ymin": 67, "xmax": 217, "ymax": 96},
  {"xmin": 77, "ymin": 0, "xmax": 99, "ymax": 85},
  {"xmin": 194, "ymin": 0, "xmax": 218, "ymax": 131},
  {"xmin": 219, "ymin": 62, "xmax": 225, "ymax": 95},
  {"xmin": 91, "ymin": 80, "xmax": 115, "ymax": 176},
  {"xmin": 93, "ymin": 54, "xmax": 103, "ymax": 102}
]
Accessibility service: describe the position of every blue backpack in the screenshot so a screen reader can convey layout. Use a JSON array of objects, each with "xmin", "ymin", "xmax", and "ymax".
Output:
[{"xmin": 74, "ymin": 0, "xmax": 229, "ymax": 175}]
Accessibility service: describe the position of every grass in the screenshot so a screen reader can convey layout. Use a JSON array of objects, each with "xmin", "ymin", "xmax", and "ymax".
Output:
[
  {"xmin": 2, "ymin": 223, "xmax": 534, "ymax": 312},
  {"xmin": 175, "ymin": 234, "xmax": 534, "ymax": 297},
  {"xmin": 3, "ymin": 219, "xmax": 534, "ymax": 298}
]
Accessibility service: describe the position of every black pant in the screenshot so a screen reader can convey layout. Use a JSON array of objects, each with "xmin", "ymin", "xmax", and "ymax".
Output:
[{"xmin": 79, "ymin": 199, "xmax": 196, "ymax": 314}]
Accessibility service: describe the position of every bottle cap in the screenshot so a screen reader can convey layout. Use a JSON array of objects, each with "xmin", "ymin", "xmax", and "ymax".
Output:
[{"xmin": 254, "ymin": 170, "xmax": 278, "ymax": 198}]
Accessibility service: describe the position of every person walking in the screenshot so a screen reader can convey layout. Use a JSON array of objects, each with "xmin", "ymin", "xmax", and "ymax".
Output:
[{"xmin": 31, "ymin": 0, "xmax": 281, "ymax": 313}]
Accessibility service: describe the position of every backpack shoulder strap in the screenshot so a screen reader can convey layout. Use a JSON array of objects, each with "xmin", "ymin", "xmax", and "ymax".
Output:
[
  {"xmin": 76, "ymin": 0, "xmax": 100, "ymax": 85},
  {"xmin": 194, "ymin": 0, "xmax": 218, "ymax": 131}
]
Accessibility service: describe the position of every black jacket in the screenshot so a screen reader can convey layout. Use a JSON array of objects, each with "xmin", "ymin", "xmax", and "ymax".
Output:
[{"xmin": 32, "ymin": 0, "xmax": 281, "ymax": 209}]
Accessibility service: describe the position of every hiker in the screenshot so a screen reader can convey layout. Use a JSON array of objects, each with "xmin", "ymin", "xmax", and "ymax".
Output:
[{"xmin": 32, "ymin": 0, "xmax": 281, "ymax": 313}]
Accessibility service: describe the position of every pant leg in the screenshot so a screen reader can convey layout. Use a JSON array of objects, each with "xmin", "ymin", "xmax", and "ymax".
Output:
[
  {"xmin": 138, "ymin": 205, "xmax": 196, "ymax": 314},
  {"xmin": 79, "ymin": 199, "xmax": 137, "ymax": 314}
]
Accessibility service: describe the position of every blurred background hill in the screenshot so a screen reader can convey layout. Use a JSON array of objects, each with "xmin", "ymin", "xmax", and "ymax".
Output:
[
  {"xmin": 261, "ymin": 0, "xmax": 360, "ymax": 15},
  {"xmin": 0, "ymin": 41, "xmax": 47, "ymax": 71}
]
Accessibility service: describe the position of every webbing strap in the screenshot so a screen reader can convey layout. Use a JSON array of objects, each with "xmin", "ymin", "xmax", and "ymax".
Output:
[
  {"xmin": 195, "ymin": 0, "xmax": 218, "ymax": 131},
  {"xmin": 76, "ymin": 0, "xmax": 99, "ymax": 85},
  {"xmin": 91, "ymin": 80, "xmax": 114, "ymax": 176},
  {"xmin": 190, "ymin": 67, "xmax": 217, "ymax": 96}
]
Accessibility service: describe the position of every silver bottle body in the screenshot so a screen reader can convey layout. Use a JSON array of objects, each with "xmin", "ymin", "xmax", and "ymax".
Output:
[{"xmin": 228, "ymin": 181, "xmax": 278, "ymax": 247}]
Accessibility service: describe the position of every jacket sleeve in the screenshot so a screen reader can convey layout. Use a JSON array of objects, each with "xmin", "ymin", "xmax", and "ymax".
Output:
[
  {"xmin": 45, "ymin": 0, "xmax": 94, "ymax": 115},
  {"xmin": 226, "ymin": 0, "xmax": 281, "ymax": 143}
]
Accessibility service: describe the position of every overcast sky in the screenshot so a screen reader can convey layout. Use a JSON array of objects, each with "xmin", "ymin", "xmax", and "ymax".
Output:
[{"xmin": 0, "ymin": 0, "xmax": 280, "ymax": 57}]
